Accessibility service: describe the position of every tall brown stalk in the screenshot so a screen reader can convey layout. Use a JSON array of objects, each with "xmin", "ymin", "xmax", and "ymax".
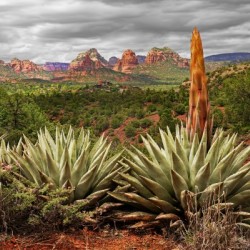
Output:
[{"xmin": 187, "ymin": 27, "xmax": 212, "ymax": 147}]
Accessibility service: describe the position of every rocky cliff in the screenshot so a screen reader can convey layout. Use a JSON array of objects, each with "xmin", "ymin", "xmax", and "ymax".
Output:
[
  {"xmin": 69, "ymin": 48, "xmax": 108, "ymax": 72},
  {"xmin": 113, "ymin": 49, "xmax": 139, "ymax": 74},
  {"xmin": 9, "ymin": 58, "xmax": 40, "ymax": 73},
  {"xmin": 43, "ymin": 62, "xmax": 69, "ymax": 71},
  {"xmin": 145, "ymin": 47, "xmax": 189, "ymax": 68}
]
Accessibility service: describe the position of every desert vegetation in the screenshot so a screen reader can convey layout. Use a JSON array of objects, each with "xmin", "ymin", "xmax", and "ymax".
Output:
[{"xmin": 0, "ymin": 28, "xmax": 250, "ymax": 249}]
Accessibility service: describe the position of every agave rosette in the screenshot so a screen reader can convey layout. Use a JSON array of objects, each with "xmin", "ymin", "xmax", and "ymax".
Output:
[
  {"xmin": 10, "ymin": 127, "xmax": 123, "ymax": 203},
  {"xmin": 109, "ymin": 125, "xmax": 250, "ymax": 218}
]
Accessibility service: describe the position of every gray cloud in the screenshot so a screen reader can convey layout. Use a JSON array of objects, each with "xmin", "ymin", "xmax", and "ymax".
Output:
[{"xmin": 0, "ymin": 0, "xmax": 249, "ymax": 63}]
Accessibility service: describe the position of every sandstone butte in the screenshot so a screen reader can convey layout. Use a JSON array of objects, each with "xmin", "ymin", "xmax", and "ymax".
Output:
[
  {"xmin": 145, "ymin": 47, "xmax": 189, "ymax": 68},
  {"xmin": 113, "ymin": 49, "xmax": 139, "ymax": 74},
  {"xmin": 69, "ymin": 48, "xmax": 108, "ymax": 72},
  {"xmin": 9, "ymin": 58, "xmax": 40, "ymax": 73}
]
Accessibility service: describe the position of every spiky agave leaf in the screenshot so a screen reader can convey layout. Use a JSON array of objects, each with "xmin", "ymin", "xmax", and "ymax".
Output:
[{"xmin": 9, "ymin": 126, "xmax": 122, "ymax": 203}]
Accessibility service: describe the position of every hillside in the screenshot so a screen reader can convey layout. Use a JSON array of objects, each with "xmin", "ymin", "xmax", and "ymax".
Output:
[
  {"xmin": 205, "ymin": 52, "xmax": 250, "ymax": 62},
  {"xmin": 209, "ymin": 62, "xmax": 250, "ymax": 134}
]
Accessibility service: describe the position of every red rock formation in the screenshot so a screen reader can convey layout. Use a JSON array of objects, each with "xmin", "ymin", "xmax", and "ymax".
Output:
[
  {"xmin": 69, "ymin": 54, "xmax": 95, "ymax": 71},
  {"xmin": 113, "ymin": 49, "xmax": 139, "ymax": 74},
  {"xmin": 69, "ymin": 48, "xmax": 108, "ymax": 72},
  {"xmin": 0, "ymin": 60, "xmax": 4, "ymax": 65},
  {"xmin": 145, "ymin": 47, "xmax": 189, "ymax": 68},
  {"xmin": 10, "ymin": 58, "xmax": 40, "ymax": 73}
]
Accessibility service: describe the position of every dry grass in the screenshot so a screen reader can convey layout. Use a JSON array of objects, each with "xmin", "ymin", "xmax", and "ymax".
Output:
[{"xmin": 180, "ymin": 193, "xmax": 250, "ymax": 250}]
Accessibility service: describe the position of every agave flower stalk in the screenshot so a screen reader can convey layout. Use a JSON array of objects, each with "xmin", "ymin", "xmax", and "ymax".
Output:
[{"xmin": 187, "ymin": 27, "xmax": 212, "ymax": 147}]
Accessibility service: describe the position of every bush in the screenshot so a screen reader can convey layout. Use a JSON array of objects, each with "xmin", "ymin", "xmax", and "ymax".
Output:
[
  {"xmin": 125, "ymin": 125, "xmax": 136, "ymax": 138},
  {"xmin": 140, "ymin": 118, "xmax": 153, "ymax": 128}
]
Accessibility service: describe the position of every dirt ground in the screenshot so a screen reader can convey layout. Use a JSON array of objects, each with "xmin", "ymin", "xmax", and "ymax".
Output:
[{"xmin": 0, "ymin": 228, "xmax": 183, "ymax": 250}]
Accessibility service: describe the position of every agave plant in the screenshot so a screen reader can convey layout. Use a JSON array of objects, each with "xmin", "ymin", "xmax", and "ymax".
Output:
[
  {"xmin": 110, "ymin": 126, "xmax": 250, "ymax": 215},
  {"xmin": 108, "ymin": 28, "xmax": 250, "ymax": 226},
  {"xmin": 0, "ymin": 137, "xmax": 22, "ymax": 165},
  {"xmin": 9, "ymin": 127, "xmax": 123, "ymax": 203}
]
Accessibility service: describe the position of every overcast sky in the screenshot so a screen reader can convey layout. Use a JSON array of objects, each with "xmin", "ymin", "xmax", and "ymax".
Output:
[{"xmin": 0, "ymin": 0, "xmax": 249, "ymax": 63}]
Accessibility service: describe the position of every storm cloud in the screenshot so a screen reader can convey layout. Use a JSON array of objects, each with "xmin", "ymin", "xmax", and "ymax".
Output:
[{"xmin": 0, "ymin": 0, "xmax": 249, "ymax": 63}]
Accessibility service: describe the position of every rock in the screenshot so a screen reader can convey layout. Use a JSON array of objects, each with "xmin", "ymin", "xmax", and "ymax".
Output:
[
  {"xmin": 145, "ymin": 47, "xmax": 189, "ymax": 68},
  {"xmin": 10, "ymin": 58, "xmax": 40, "ymax": 73},
  {"xmin": 43, "ymin": 62, "xmax": 69, "ymax": 71},
  {"xmin": 108, "ymin": 56, "xmax": 119, "ymax": 67},
  {"xmin": 69, "ymin": 48, "xmax": 108, "ymax": 72},
  {"xmin": 136, "ymin": 55, "xmax": 146, "ymax": 64},
  {"xmin": 0, "ymin": 60, "xmax": 4, "ymax": 65},
  {"xmin": 113, "ymin": 49, "xmax": 139, "ymax": 74}
]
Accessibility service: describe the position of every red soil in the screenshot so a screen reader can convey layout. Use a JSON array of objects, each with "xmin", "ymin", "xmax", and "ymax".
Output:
[{"xmin": 0, "ymin": 229, "xmax": 181, "ymax": 250}]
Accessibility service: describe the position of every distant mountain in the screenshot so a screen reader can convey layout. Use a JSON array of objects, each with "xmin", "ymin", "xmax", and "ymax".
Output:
[
  {"xmin": 145, "ymin": 47, "xmax": 189, "ymax": 68},
  {"xmin": 137, "ymin": 55, "xmax": 146, "ymax": 64},
  {"xmin": 43, "ymin": 62, "xmax": 69, "ymax": 71},
  {"xmin": 108, "ymin": 57, "xmax": 118, "ymax": 67},
  {"xmin": 205, "ymin": 53, "xmax": 250, "ymax": 62}
]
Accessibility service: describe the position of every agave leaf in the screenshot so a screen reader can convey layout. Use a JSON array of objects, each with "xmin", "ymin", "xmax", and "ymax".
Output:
[
  {"xmin": 131, "ymin": 147, "xmax": 170, "ymax": 189},
  {"xmin": 122, "ymin": 157, "xmax": 150, "ymax": 179},
  {"xmin": 228, "ymin": 190, "xmax": 250, "ymax": 207},
  {"xmin": 59, "ymin": 161, "xmax": 71, "ymax": 187},
  {"xmin": 209, "ymin": 149, "xmax": 236, "ymax": 184},
  {"xmin": 159, "ymin": 128, "xmax": 175, "ymax": 155},
  {"xmin": 89, "ymin": 135, "xmax": 106, "ymax": 160},
  {"xmin": 194, "ymin": 162, "xmax": 210, "ymax": 192},
  {"xmin": 59, "ymin": 146, "xmax": 70, "ymax": 171},
  {"xmin": 83, "ymin": 189, "xmax": 110, "ymax": 207},
  {"xmin": 144, "ymin": 135, "xmax": 172, "ymax": 177},
  {"xmin": 46, "ymin": 151, "xmax": 59, "ymax": 185},
  {"xmin": 229, "ymin": 146, "xmax": 250, "ymax": 175},
  {"xmin": 175, "ymin": 137, "xmax": 189, "ymax": 168},
  {"xmin": 236, "ymin": 222, "xmax": 250, "ymax": 229},
  {"xmin": 125, "ymin": 192, "xmax": 161, "ymax": 213},
  {"xmin": 118, "ymin": 173, "xmax": 153, "ymax": 198},
  {"xmin": 205, "ymin": 131, "xmax": 223, "ymax": 170},
  {"xmin": 71, "ymin": 147, "xmax": 90, "ymax": 186},
  {"xmin": 95, "ymin": 151, "xmax": 123, "ymax": 183},
  {"xmin": 218, "ymin": 133, "xmax": 236, "ymax": 161},
  {"xmin": 118, "ymin": 212, "xmax": 156, "ymax": 221},
  {"xmin": 68, "ymin": 138, "xmax": 77, "ymax": 167},
  {"xmin": 9, "ymin": 151, "xmax": 36, "ymax": 183},
  {"xmin": 92, "ymin": 167, "xmax": 123, "ymax": 192},
  {"xmin": 95, "ymin": 142, "xmax": 112, "ymax": 173},
  {"xmin": 237, "ymin": 181, "xmax": 250, "ymax": 193},
  {"xmin": 108, "ymin": 191, "xmax": 138, "ymax": 204},
  {"xmin": 189, "ymin": 133, "xmax": 199, "ymax": 164},
  {"xmin": 74, "ymin": 164, "xmax": 98, "ymax": 199},
  {"xmin": 190, "ymin": 143, "xmax": 205, "ymax": 185},
  {"xmin": 171, "ymin": 169, "xmax": 189, "ymax": 202},
  {"xmin": 223, "ymin": 167, "xmax": 250, "ymax": 196},
  {"xmin": 156, "ymin": 213, "xmax": 180, "ymax": 221},
  {"xmin": 44, "ymin": 127, "xmax": 56, "ymax": 153},
  {"xmin": 172, "ymin": 151, "xmax": 189, "ymax": 184},
  {"xmin": 139, "ymin": 175, "xmax": 174, "ymax": 202},
  {"xmin": 149, "ymin": 197, "xmax": 179, "ymax": 213}
]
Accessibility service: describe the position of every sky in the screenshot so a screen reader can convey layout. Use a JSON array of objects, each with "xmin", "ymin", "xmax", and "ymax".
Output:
[{"xmin": 0, "ymin": 0, "xmax": 249, "ymax": 63}]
